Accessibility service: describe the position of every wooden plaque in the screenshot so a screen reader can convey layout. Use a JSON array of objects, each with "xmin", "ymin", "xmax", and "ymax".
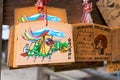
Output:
[
  {"xmin": 73, "ymin": 23, "xmax": 111, "ymax": 61},
  {"xmin": 107, "ymin": 61, "xmax": 120, "ymax": 72},
  {"xmin": 12, "ymin": 21, "xmax": 74, "ymax": 68},
  {"xmin": 14, "ymin": 6, "xmax": 67, "ymax": 24},
  {"xmin": 96, "ymin": 0, "xmax": 120, "ymax": 26},
  {"xmin": 7, "ymin": 28, "xmax": 46, "ymax": 69},
  {"xmin": 7, "ymin": 26, "xmax": 15, "ymax": 67},
  {"xmin": 111, "ymin": 26, "xmax": 120, "ymax": 61}
]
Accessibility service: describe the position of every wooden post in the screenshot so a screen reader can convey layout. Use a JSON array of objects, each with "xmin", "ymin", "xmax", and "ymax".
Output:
[
  {"xmin": 0, "ymin": 0, "xmax": 3, "ymax": 78},
  {"xmin": 37, "ymin": 67, "xmax": 50, "ymax": 80}
]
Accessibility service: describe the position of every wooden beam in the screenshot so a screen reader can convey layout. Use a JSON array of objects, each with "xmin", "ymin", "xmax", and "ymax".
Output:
[{"xmin": 82, "ymin": 69, "xmax": 119, "ymax": 80}]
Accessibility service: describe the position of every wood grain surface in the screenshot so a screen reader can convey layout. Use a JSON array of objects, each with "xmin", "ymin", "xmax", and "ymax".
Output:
[
  {"xmin": 111, "ymin": 26, "xmax": 120, "ymax": 61},
  {"xmin": 73, "ymin": 23, "xmax": 111, "ymax": 61},
  {"xmin": 97, "ymin": 0, "xmax": 120, "ymax": 26},
  {"xmin": 107, "ymin": 61, "xmax": 120, "ymax": 72},
  {"xmin": 14, "ymin": 6, "xmax": 67, "ymax": 24}
]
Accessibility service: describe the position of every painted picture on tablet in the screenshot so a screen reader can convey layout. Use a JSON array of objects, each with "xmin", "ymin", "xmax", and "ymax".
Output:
[
  {"xmin": 16, "ymin": 21, "xmax": 74, "ymax": 66},
  {"xmin": 20, "ymin": 28, "xmax": 70, "ymax": 62}
]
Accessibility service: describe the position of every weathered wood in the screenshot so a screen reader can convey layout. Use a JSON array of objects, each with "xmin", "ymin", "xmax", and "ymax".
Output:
[
  {"xmin": 97, "ymin": 0, "xmax": 120, "ymax": 26},
  {"xmin": 107, "ymin": 27, "xmax": 120, "ymax": 73},
  {"xmin": 7, "ymin": 26, "xmax": 15, "ymax": 67},
  {"xmin": 111, "ymin": 26, "xmax": 120, "ymax": 61},
  {"xmin": 73, "ymin": 23, "xmax": 111, "ymax": 61},
  {"xmin": 66, "ymin": 0, "xmax": 82, "ymax": 24},
  {"xmin": 107, "ymin": 61, "xmax": 120, "ymax": 73}
]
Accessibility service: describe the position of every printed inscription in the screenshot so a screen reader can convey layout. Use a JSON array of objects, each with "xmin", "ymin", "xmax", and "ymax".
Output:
[{"xmin": 74, "ymin": 25, "xmax": 111, "ymax": 61}]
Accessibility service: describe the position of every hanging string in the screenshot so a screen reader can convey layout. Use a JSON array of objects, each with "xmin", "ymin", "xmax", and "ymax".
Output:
[
  {"xmin": 45, "ymin": 0, "xmax": 48, "ymax": 27},
  {"xmin": 35, "ymin": 0, "xmax": 49, "ymax": 26},
  {"xmin": 41, "ymin": 0, "xmax": 44, "ymax": 19}
]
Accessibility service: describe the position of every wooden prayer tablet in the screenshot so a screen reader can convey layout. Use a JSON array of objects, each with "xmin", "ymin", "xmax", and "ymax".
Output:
[
  {"xmin": 96, "ymin": 0, "xmax": 120, "ymax": 26},
  {"xmin": 7, "ymin": 6, "xmax": 70, "ymax": 68},
  {"xmin": 107, "ymin": 61, "xmax": 120, "ymax": 73},
  {"xmin": 11, "ymin": 21, "xmax": 74, "ymax": 68},
  {"xmin": 14, "ymin": 6, "xmax": 67, "ymax": 24},
  {"xmin": 7, "ymin": 22, "xmax": 120, "ymax": 68},
  {"xmin": 73, "ymin": 23, "xmax": 112, "ymax": 61},
  {"xmin": 7, "ymin": 26, "xmax": 15, "ymax": 67},
  {"xmin": 111, "ymin": 26, "xmax": 120, "ymax": 61},
  {"xmin": 54, "ymin": 62, "xmax": 103, "ymax": 72}
]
